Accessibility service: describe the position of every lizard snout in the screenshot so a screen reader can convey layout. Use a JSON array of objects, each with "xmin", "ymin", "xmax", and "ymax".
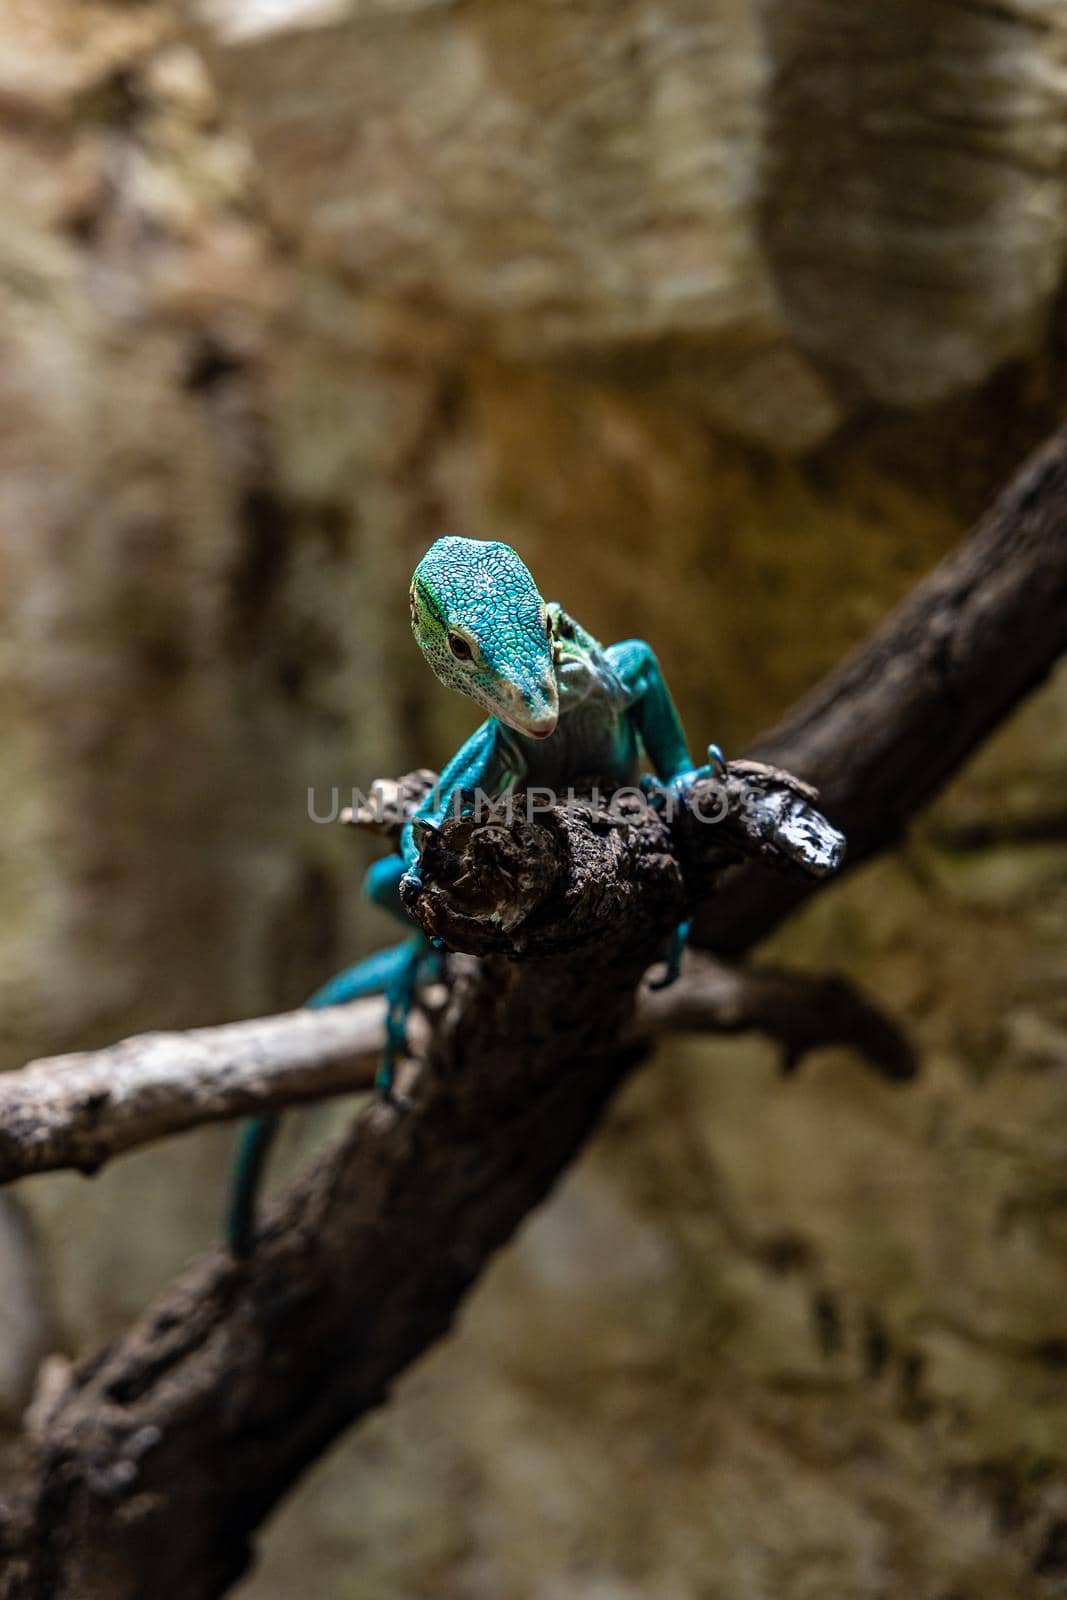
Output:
[
  {"xmin": 499, "ymin": 676, "xmax": 559, "ymax": 739},
  {"xmin": 522, "ymin": 674, "xmax": 559, "ymax": 738}
]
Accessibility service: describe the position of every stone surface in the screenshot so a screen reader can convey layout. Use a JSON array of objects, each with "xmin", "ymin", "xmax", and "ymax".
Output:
[
  {"xmin": 762, "ymin": 0, "xmax": 1067, "ymax": 404},
  {"xmin": 194, "ymin": 0, "xmax": 1067, "ymax": 440}
]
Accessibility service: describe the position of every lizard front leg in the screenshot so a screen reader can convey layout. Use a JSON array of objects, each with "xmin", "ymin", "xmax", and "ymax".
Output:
[{"xmin": 609, "ymin": 638, "xmax": 726, "ymax": 988}]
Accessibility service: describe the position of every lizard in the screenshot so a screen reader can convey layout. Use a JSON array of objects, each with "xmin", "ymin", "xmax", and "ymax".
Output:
[{"xmin": 228, "ymin": 535, "xmax": 724, "ymax": 1254}]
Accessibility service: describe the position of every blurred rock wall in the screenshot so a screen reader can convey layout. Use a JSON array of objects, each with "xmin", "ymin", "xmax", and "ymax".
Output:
[{"xmin": 3, "ymin": 1, "xmax": 1067, "ymax": 1595}]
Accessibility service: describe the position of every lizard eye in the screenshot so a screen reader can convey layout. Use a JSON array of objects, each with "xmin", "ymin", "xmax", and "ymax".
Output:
[{"xmin": 448, "ymin": 633, "xmax": 473, "ymax": 661}]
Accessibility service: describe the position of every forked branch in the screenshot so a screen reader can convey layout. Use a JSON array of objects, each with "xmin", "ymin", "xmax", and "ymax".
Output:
[{"xmin": 2, "ymin": 430, "xmax": 1067, "ymax": 1600}]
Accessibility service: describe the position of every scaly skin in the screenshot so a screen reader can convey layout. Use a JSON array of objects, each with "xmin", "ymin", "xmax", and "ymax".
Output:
[{"xmin": 228, "ymin": 538, "xmax": 713, "ymax": 1254}]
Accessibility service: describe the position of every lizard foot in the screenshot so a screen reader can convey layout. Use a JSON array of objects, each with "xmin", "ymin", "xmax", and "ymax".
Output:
[
  {"xmin": 649, "ymin": 917, "xmax": 692, "ymax": 991},
  {"xmin": 374, "ymin": 937, "xmax": 445, "ymax": 1106}
]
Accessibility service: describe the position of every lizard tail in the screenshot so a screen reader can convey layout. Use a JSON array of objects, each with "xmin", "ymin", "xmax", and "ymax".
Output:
[
  {"xmin": 227, "ymin": 1114, "xmax": 280, "ymax": 1257},
  {"xmin": 225, "ymin": 936, "xmax": 431, "ymax": 1256}
]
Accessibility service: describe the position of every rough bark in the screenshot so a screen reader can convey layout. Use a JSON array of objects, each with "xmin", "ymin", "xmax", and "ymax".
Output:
[
  {"xmin": 1, "ymin": 429, "xmax": 1066, "ymax": 1598},
  {"xmin": 637, "ymin": 953, "xmax": 917, "ymax": 1081},
  {"xmin": 694, "ymin": 425, "xmax": 1067, "ymax": 954},
  {"xmin": 0, "ymin": 1005, "xmax": 385, "ymax": 1185}
]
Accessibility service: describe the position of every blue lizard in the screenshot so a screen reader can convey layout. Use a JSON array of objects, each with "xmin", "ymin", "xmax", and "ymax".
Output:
[{"xmin": 228, "ymin": 537, "xmax": 721, "ymax": 1254}]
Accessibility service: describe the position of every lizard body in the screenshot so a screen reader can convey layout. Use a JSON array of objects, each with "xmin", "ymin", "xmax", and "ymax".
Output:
[{"xmin": 228, "ymin": 538, "xmax": 710, "ymax": 1253}]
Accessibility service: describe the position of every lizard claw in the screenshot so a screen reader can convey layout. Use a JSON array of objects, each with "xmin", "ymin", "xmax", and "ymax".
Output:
[
  {"xmin": 639, "ymin": 772, "xmax": 667, "ymax": 812},
  {"xmin": 706, "ymin": 742, "xmax": 727, "ymax": 779},
  {"xmin": 399, "ymin": 865, "xmax": 424, "ymax": 904},
  {"xmin": 375, "ymin": 1072, "xmax": 413, "ymax": 1112}
]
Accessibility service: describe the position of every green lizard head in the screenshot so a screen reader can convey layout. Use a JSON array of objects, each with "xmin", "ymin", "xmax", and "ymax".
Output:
[{"xmin": 409, "ymin": 537, "xmax": 559, "ymax": 738}]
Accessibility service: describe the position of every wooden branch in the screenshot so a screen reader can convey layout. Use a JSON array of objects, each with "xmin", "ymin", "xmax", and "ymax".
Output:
[
  {"xmin": 639, "ymin": 953, "xmax": 917, "ymax": 1081},
  {"xmin": 0, "ymin": 947, "xmax": 905, "ymax": 1189},
  {"xmin": 398, "ymin": 761, "xmax": 842, "ymax": 955},
  {"xmin": 694, "ymin": 426, "xmax": 1067, "ymax": 953},
  {"xmin": 3, "ymin": 430, "xmax": 1067, "ymax": 1600},
  {"xmin": 0, "ymin": 944, "xmax": 907, "ymax": 1192},
  {"xmin": 0, "ymin": 1003, "xmax": 384, "ymax": 1184}
]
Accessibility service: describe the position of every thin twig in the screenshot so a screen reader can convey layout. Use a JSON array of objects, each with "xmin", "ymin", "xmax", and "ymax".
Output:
[{"xmin": 0, "ymin": 950, "xmax": 907, "ymax": 1186}]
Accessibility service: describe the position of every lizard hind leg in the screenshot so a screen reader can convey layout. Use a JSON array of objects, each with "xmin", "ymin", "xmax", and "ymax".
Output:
[
  {"xmin": 378, "ymin": 936, "xmax": 447, "ymax": 1103},
  {"xmin": 648, "ymin": 917, "xmax": 692, "ymax": 992},
  {"xmin": 306, "ymin": 937, "xmax": 425, "ymax": 1010},
  {"xmin": 306, "ymin": 935, "xmax": 435, "ymax": 1103},
  {"xmin": 227, "ymin": 1114, "xmax": 280, "ymax": 1257},
  {"xmin": 227, "ymin": 935, "xmax": 438, "ymax": 1255}
]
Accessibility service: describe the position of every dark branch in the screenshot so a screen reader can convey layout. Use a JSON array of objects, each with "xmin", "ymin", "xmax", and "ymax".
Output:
[
  {"xmin": 399, "ymin": 762, "xmax": 842, "ymax": 956},
  {"xmin": 639, "ymin": 952, "xmax": 917, "ymax": 1081},
  {"xmin": 694, "ymin": 427, "xmax": 1067, "ymax": 954}
]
